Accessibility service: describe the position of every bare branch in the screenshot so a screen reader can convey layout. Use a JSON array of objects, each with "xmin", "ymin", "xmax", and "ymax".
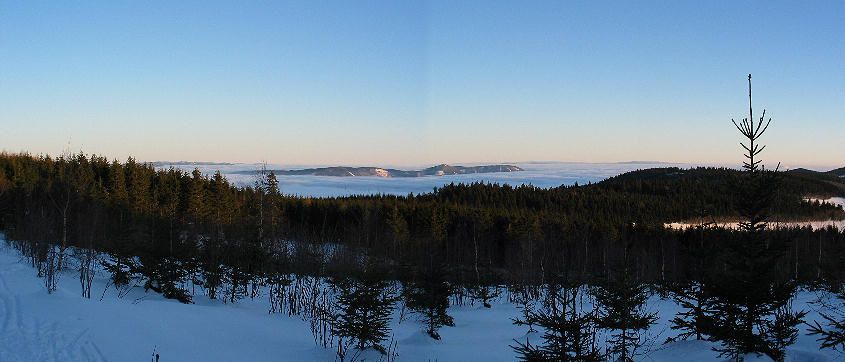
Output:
[{"xmin": 757, "ymin": 118, "xmax": 772, "ymax": 139}]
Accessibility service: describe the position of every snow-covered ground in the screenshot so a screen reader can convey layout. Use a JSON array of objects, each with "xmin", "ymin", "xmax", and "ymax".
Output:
[
  {"xmin": 161, "ymin": 162, "xmax": 691, "ymax": 198},
  {"xmin": 1, "ymin": 235, "xmax": 842, "ymax": 361}
]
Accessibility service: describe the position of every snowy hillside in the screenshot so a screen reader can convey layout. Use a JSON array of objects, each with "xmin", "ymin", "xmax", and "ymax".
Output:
[{"xmin": 1, "ymin": 235, "xmax": 841, "ymax": 361}]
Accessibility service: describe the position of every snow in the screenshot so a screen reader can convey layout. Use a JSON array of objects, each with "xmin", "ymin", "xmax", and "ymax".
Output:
[
  {"xmin": 0, "ymin": 236, "xmax": 526, "ymax": 361},
  {"xmin": 0, "ymin": 234, "xmax": 842, "ymax": 361}
]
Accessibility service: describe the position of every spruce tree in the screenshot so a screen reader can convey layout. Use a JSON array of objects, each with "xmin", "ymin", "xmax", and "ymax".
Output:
[
  {"xmin": 666, "ymin": 281, "xmax": 715, "ymax": 343},
  {"xmin": 331, "ymin": 260, "xmax": 397, "ymax": 353},
  {"xmin": 704, "ymin": 74, "xmax": 805, "ymax": 361},
  {"xmin": 126, "ymin": 157, "xmax": 152, "ymax": 215},
  {"xmin": 0, "ymin": 168, "xmax": 8, "ymax": 199},
  {"xmin": 512, "ymin": 277, "xmax": 600, "ymax": 361},
  {"xmin": 146, "ymin": 257, "xmax": 193, "ymax": 304},
  {"xmin": 466, "ymin": 270, "xmax": 500, "ymax": 309},
  {"xmin": 404, "ymin": 265, "xmax": 454, "ymax": 340},
  {"xmin": 807, "ymin": 293, "xmax": 845, "ymax": 352},
  {"xmin": 101, "ymin": 227, "xmax": 137, "ymax": 287},
  {"xmin": 186, "ymin": 168, "xmax": 207, "ymax": 228},
  {"xmin": 264, "ymin": 171, "xmax": 282, "ymax": 240},
  {"xmin": 805, "ymin": 239, "xmax": 845, "ymax": 352},
  {"xmin": 387, "ymin": 206, "xmax": 409, "ymax": 259},
  {"xmin": 593, "ymin": 254, "xmax": 657, "ymax": 362}
]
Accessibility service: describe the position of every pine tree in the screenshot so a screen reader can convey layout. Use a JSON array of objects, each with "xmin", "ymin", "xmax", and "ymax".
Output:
[
  {"xmin": 153, "ymin": 168, "xmax": 180, "ymax": 254},
  {"xmin": 108, "ymin": 160, "xmax": 129, "ymax": 213},
  {"xmin": 101, "ymin": 228, "xmax": 137, "ymax": 287},
  {"xmin": 666, "ymin": 281, "xmax": 716, "ymax": 343},
  {"xmin": 126, "ymin": 157, "xmax": 152, "ymax": 215},
  {"xmin": 264, "ymin": 171, "xmax": 282, "ymax": 240},
  {"xmin": 807, "ymin": 293, "xmax": 845, "ymax": 352},
  {"xmin": 806, "ymin": 249, "xmax": 845, "ymax": 353},
  {"xmin": 387, "ymin": 206, "xmax": 409, "ymax": 259},
  {"xmin": 186, "ymin": 168, "xmax": 207, "ymax": 227},
  {"xmin": 208, "ymin": 170, "xmax": 233, "ymax": 237},
  {"xmin": 703, "ymin": 75, "xmax": 805, "ymax": 361},
  {"xmin": 331, "ymin": 261, "xmax": 397, "ymax": 353},
  {"xmin": 144, "ymin": 256, "xmax": 193, "ymax": 304},
  {"xmin": 466, "ymin": 271, "xmax": 500, "ymax": 309},
  {"xmin": 593, "ymin": 245, "xmax": 657, "ymax": 362},
  {"xmin": 512, "ymin": 278, "xmax": 600, "ymax": 361},
  {"xmin": 430, "ymin": 207, "xmax": 448, "ymax": 244},
  {"xmin": 404, "ymin": 265, "xmax": 454, "ymax": 340},
  {"xmin": 593, "ymin": 279, "xmax": 656, "ymax": 362},
  {"xmin": 0, "ymin": 168, "xmax": 9, "ymax": 199}
]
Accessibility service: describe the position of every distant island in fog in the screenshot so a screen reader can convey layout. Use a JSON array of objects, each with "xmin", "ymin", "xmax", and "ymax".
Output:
[{"xmin": 232, "ymin": 164, "xmax": 523, "ymax": 177}]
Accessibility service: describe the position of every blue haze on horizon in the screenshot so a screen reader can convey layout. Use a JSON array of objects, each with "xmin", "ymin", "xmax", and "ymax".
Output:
[{"xmin": 1, "ymin": 1, "xmax": 843, "ymax": 170}]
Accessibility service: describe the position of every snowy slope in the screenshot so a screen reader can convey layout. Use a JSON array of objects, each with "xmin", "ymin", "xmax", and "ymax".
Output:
[{"xmin": 0, "ymin": 235, "xmax": 841, "ymax": 361}]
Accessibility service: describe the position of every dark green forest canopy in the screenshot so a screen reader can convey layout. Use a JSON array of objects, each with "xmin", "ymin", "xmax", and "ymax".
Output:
[
  {"xmin": 1, "ymin": 154, "xmax": 843, "ymax": 239},
  {"xmin": 398, "ymin": 166, "xmax": 845, "ymax": 222},
  {"xmin": 2, "ymin": 152, "xmax": 845, "ymax": 286}
]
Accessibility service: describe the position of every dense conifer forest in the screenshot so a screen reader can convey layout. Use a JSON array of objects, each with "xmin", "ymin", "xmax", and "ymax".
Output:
[
  {"xmin": 1, "ymin": 150, "xmax": 845, "ymax": 360},
  {"xmin": 1, "ymin": 152, "xmax": 843, "ymax": 287}
]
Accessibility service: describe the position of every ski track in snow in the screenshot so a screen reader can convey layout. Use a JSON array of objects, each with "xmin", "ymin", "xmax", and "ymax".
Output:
[{"xmin": 0, "ymin": 259, "xmax": 106, "ymax": 362}]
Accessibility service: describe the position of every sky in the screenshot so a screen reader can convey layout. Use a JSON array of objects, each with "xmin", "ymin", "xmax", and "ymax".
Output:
[{"xmin": 1, "ymin": 1, "xmax": 843, "ymax": 169}]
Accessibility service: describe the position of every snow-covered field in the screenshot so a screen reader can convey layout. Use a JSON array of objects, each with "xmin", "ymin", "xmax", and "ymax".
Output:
[
  {"xmin": 1, "ymin": 234, "xmax": 841, "ymax": 361},
  {"xmin": 163, "ymin": 162, "xmax": 690, "ymax": 198}
]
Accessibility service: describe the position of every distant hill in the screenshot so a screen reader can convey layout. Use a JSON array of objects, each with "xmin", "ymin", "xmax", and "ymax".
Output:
[
  {"xmin": 609, "ymin": 167, "xmax": 845, "ymax": 199},
  {"xmin": 828, "ymin": 167, "xmax": 845, "ymax": 177},
  {"xmin": 785, "ymin": 166, "xmax": 845, "ymax": 178},
  {"xmin": 150, "ymin": 161, "xmax": 236, "ymax": 167},
  {"xmin": 592, "ymin": 167, "xmax": 845, "ymax": 221},
  {"xmin": 787, "ymin": 167, "xmax": 819, "ymax": 174},
  {"xmin": 233, "ymin": 164, "xmax": 523, "ymax": 177}
]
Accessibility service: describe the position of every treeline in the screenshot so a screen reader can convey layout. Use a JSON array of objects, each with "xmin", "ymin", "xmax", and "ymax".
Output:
[
  {"xmin": 423, "ymin": 167, "xmax": 844, "ymax": 222},
  {"xmin": 3, "ymin": 152, "xmax": 845, "ymax": 360},
  {"xmin": 1, "ymin": 152, "xmax": 844, "ymax": 289}
]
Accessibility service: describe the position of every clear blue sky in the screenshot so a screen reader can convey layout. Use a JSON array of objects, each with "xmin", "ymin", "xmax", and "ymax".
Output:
[{"xmin": 1, "ymin": 1, "xmax": 843, "ymax": 169}]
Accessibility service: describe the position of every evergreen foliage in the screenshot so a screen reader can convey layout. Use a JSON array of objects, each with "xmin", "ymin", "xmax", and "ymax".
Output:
[
  {"xmin": 512, "ymin": 277, "xmax": 600, "ymax": 361},
  {"xmin": 592, "ymin": 246, "xmax": 657, "ymax": 362},
  {"xmin": 665, "ymin": 281, "xmax": 714, "ymax": 343},
  {"xmin": 702, "ymin": 74, "xmax": 807, "ymax": 361},
  {"xmin": 807, "ymin": 294, "xmax": 845, "ymax": 352},
  {"xmin": 330, "ymin": 260, "xmax": 397, "ymax": 353},
  {"xmin": 403, "ymin": 265, "xmax": 455, "ymax": 340}
]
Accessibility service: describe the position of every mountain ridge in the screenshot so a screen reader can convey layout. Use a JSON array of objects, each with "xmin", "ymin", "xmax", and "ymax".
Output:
[
  {"xmin": 785, "ymin": 166, "xmax": 845, "ymax": 178},
  {"xmin": 232, "ymin": 164, "xmax": 523, "ymax": 177},
  {"xmin": 828, "ymin": 167, "xmax": 845, "ymax": 177}
]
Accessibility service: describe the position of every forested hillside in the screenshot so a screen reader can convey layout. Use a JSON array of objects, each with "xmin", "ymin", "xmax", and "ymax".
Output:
[
  {"xmin": 826, "ymin": 167, "xmax": 845, "ymax": 177},
  {"xmin": 2, "ymin": 152, "xmax": 845, "ymax": 361},
  {"xmin": 1, "ymin": 152, "xmax": 843, "ymax": 287}
]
